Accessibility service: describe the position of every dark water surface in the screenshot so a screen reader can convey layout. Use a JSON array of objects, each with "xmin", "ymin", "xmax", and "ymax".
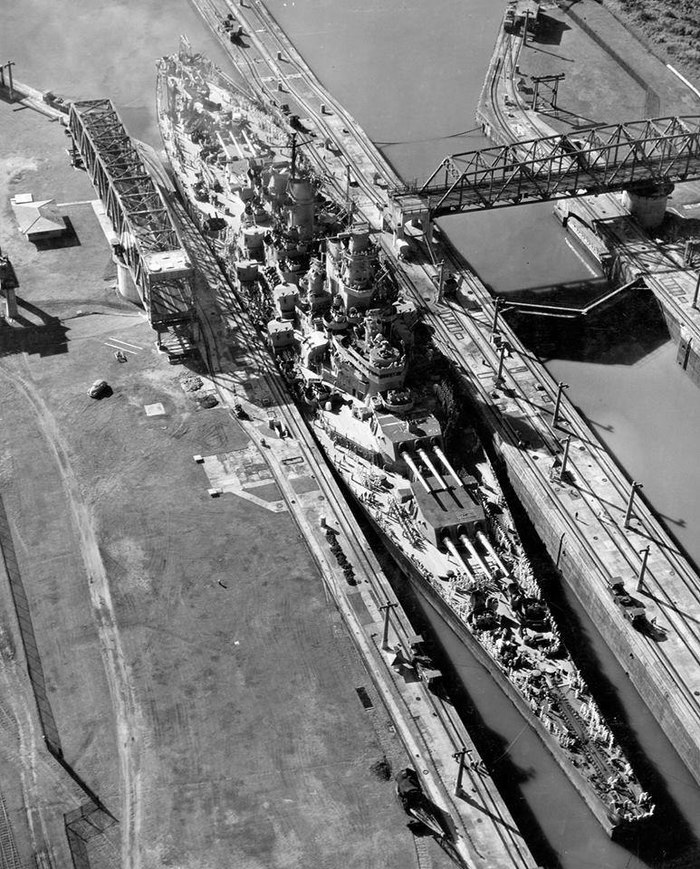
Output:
[{"xmin": 4, "ymin": 2, "xmax": 700, "ymax": 867}]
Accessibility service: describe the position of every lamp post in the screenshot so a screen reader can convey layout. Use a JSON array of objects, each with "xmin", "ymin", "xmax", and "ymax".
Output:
[
  {"xmin": 491, "ymin": 296, "xmax": 505, "ymax": 335},
  {"xmin": 5, "ymin": 61, "xmax": 15, "ymax": 101},
  {"xmin": 552, "ymin": 381, "xmax": 569, "ymax": 428},
  {"xmin": 379, "ymin": 601, "xmax": 398, "ymax": 650},
  {"xmin": 623, "ymin": 481, "xmax": 643, "ymax": 529},
  {"xmin": 637, "ymin": 545, "xmax": 651, "ymax": 592},
  {"xmin": 453, "ymin": 747, "xmax": 468, "ymax": 795},
  {"xmin": 496, "ymin": 343, "xmax": 507, "ymax": 382},
  {"xmin": 558, "ymin": 434, "xmax": 572, "ymax": 481}
]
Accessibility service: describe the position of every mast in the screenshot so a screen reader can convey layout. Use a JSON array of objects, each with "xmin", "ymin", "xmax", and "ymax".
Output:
[{"xmin": 290, "ymin": 130, "xmax": 297, "ymax": 181}]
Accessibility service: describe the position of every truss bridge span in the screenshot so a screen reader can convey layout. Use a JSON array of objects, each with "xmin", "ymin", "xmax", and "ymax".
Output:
[
  {"xmin": 68, "ymin": 99, "xmax": 197, "ymax": 360},
  {"xmin": 393, "ymin": 116, "xmax": 700, "ymax": 221}
]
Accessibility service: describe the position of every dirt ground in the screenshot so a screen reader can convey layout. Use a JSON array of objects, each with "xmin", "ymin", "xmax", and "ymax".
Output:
[
  {"xmin": 519, "ymin": 0, "xmax": 699, "ymax": 127},
  {"xmin": 0, "ymin": 98, "xmax": 443, "ymax": 867}
]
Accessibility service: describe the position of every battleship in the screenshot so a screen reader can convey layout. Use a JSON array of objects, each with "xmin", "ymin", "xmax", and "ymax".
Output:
[{"xmin": 156, "ymin": 42, "xmax": 655, "ymax": 834}]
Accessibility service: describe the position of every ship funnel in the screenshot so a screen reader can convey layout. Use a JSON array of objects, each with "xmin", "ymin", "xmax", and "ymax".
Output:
[
  {"xmin": 402, "ymin": 451, "xmax": 431, "ymax": 494},
  {"xmin": 434, "ymin": 446, "xmax": 462, "ymax": 489},
  {"xmin": 418, "ymin": 448, "xmax": 447, "ymax": 491},
  {"xmin": 460, "ymin": 534, "xmax": 492, "ymax": 582},
  {"xmin": 477, "ymin": 531, "xmax": 511, "ymax": 579}
]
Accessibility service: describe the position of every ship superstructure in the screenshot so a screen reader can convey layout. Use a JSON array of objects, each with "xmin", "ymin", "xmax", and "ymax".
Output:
[{"xmin": 157, "ymin": 44, "xmax": 655, "ymax": 834}]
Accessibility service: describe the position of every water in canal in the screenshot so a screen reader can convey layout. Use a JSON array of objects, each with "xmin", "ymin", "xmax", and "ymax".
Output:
[{"xmin": 4, "ymin": 2, "xmax": 700, "ymax": 866}]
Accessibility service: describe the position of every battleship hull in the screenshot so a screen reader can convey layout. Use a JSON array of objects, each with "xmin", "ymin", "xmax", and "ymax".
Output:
[
  {"xmin": 156, "ymin": 44, "xmax": 654, "ymax": 838},
  {"xmin": 338, "ymin": 469, "xmax": 626, "ymax": 837}
]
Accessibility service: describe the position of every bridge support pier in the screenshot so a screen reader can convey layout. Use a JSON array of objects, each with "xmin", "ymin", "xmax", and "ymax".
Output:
[
  {"xmin": 114, "ymin": 253, "xmax": 141, "ymax": 305},
  {"xmin": 622, "ymin": 181, "xmax": 674, "ymax": 230},
  {"xmin": 0, "ymin": 251, "xmax": 18, "ymax": 320},
  {"xmin": 1, "ymin": 286, "xmax": 17, "ymax": 320},
  {"xmin": 392, "ymin": 196, "xmax": 430, "ymax": 245}
]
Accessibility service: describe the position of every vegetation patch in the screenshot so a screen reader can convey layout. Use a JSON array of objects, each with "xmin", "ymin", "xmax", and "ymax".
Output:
[{"xmin": 603, "ymin": 0, "xmax": 700, "ymax": 80}]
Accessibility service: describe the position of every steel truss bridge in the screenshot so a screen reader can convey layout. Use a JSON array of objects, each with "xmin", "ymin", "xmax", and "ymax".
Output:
[
  {"xmin": 392, "ymin": 116, "xmax": 700, "ymax": 218},
  {"xmin": 68, "ymin": 99, "xmax": 196, "ymax": 357}
]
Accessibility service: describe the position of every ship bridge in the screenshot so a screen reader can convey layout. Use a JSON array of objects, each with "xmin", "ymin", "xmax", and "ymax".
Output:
[
  {"xmin": 392, "ymin": 116, "xmax": 700, "ymax": 225},
  {"xmin": 68, "ymin": 99, "xmax": 197, "ymax": 358}
]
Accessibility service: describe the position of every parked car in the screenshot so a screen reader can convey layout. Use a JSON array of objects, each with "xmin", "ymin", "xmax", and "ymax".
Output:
[{"xmin": 88, "ymin": 379, "xmax": 109, "ymax": 398}]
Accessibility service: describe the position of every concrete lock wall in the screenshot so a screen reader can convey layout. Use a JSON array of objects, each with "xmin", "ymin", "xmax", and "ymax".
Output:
[{"xmin": 494, "ymin": 433, "xmax": 700, "ymax": 788}]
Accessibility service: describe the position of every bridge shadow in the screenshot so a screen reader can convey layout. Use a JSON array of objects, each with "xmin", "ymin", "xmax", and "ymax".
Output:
[
  {"xmin": 509, "ymin": 286, "xmax": 669, "ymax": 367},
  {"xmin": 0, "ymin": 296, "xmax": 69, "ymax": 357},
  {"xmin": 544, "ymin": 105, "xmax": 602, "ymax": 130},
  {"xmin": 660, "ymin": 210, "xmax": 700, "ymax": 244},
  {"xmin": 499, "ymin": 276, "xmax": 609, "ymax": 309}
]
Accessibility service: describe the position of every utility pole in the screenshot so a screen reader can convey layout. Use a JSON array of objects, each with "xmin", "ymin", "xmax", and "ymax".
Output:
[
  {"xmin": 491, "ymin": 296, "xmax": 504, "ymax": 336},
  {"xmin": 496, "ymin": 343, "xmax": 507, "ymax": 383},
  {"xmin": 436, "ymin": 260, "xmax": 445, "ymax": 302},
  {"xmin": 5, "ymin": 61, "xmax": 15, "ymax": 101},
  {"xmin": 623, "ymin": 481, "xmax": 643, "ymax": 529},
  {"xmin": 556, "ymin": 531, "xmax": 566, "ymax": 568},
  {"xmin": 636, "ymin": 546, "xmax": 651, "ymax": 592},
  {"xmin": 692, "ymin": 272, "xmax": 700, "ymax": 310},
  {"xmin": 453, "ymin": 747, "xmax": 468, "ymax": 796},
  {"xmin": 558, "ymin": 434, "xmax": 572, "ymax": 482},
  {"xmin": 552, "ymin": 381, "xmax": 569, "ymax": 428},
  {"xmin": 379, "ymin": 601, "xmax": 399, "ymax": 650}
]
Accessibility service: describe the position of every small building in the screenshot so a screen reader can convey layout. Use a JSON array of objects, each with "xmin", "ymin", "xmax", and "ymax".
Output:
[
  {"xmin": 505, "ymin": 0, "xmax": 540, "ymax": 34},
  {"xmin": 11, "ymin": 193, "xmax": 66, "ymax": 242}
]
